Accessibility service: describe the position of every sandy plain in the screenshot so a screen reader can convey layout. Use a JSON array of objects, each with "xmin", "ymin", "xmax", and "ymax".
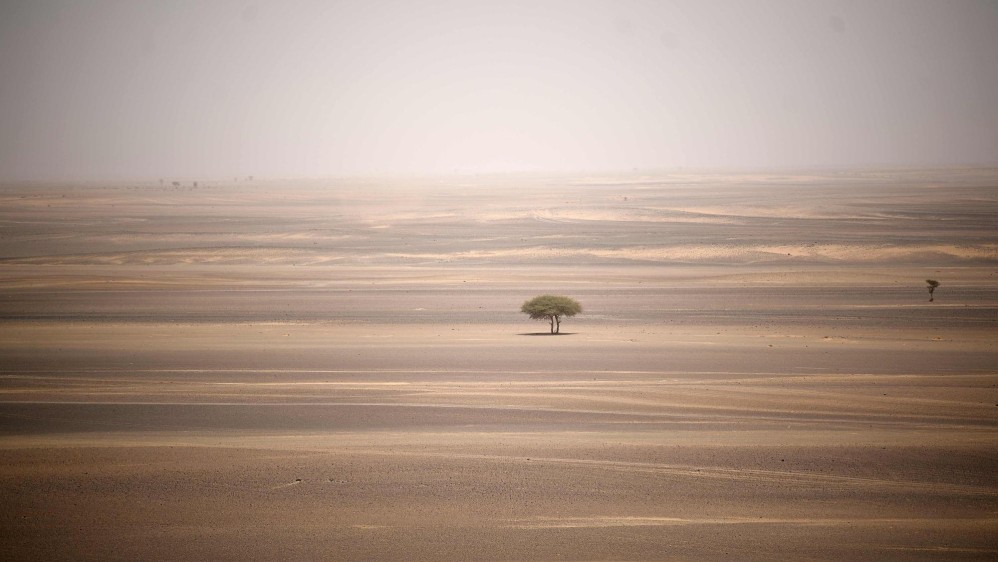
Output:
[{"xmin": 1, "ymin": 169, "xmax": 997, "ymax": 560}]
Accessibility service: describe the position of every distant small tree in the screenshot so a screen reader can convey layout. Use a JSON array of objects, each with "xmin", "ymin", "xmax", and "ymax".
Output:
[
  {"xmin": 521, "ymin": 295, "xmax": 582, "ymax": 334},
  {"xmin": 926, "ymin": 279, "xmax": 940, "ymax": 302}
]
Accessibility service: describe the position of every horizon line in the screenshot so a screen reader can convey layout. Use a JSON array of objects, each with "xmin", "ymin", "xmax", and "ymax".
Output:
[{"xmin": 4, "ymin": 163, "xmax": 998, "ymax": 187}]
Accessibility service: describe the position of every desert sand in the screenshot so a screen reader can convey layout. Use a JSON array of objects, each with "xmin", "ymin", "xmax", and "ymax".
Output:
[{"xmin": 1, "ymin": 169, "xmax": 997, "ymax": 560}]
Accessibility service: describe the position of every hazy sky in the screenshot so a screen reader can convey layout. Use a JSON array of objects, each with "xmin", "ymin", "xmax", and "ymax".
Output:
[{"xmin": 1, "ymin": 0, "xmax": 997, "ymax": 181}]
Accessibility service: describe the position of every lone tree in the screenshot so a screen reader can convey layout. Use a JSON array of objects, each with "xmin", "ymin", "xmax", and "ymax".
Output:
[
  {"xmin": 521, "ymin": 295, "xmax": 582, "ymax": 334},
  {"xmin": 926, "ymin": 279, "xmax": 940, "ymax": 302}
]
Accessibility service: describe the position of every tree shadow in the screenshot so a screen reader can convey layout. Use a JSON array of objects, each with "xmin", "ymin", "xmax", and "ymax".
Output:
[{"xmin": 517, "ymin": 332, "xmax": 577, "ymax": 336}]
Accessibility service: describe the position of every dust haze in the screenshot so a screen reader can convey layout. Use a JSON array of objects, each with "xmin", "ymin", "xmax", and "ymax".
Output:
[
  {"xmin": 2, "ymin": 1, "xmax": 998, "ymax": 561},
  {"xmin": 2, "ymin": 0, "xmax": 998, "ymax": 180}
]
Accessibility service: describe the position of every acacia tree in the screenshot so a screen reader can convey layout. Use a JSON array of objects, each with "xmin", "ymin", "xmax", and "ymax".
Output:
[
  {"xmin": 521, "ymin": 295, "xmax": 582, "ymax": 334},
  {"xmin": 926, "ymin": 279, "xmax": 940, "ymax": 302}
]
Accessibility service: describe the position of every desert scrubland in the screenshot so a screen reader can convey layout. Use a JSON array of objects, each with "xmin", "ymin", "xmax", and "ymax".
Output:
[{"xmin": 1, "ymin": 169, "xmax": 997, "ymax": 560}]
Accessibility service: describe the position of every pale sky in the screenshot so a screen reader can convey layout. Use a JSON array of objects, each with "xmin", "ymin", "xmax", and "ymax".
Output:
[{"xmin": 1, "ymin": 0, "xmax": 997, "ymax": 181}]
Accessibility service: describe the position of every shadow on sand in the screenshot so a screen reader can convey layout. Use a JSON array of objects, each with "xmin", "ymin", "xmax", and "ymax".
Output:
[{"xmin": 517, "ymin": 332, "xmax": 577, "ymax": 336}]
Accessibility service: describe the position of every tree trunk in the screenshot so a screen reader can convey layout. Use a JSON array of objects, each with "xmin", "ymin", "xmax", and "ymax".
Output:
[
  {"xmin": 555, "ymin": 315, "xmax": 561, "ymax": 334},
  {"xmin": 549, "ymin": 316, "xmax": 555, "ymax": 334}
]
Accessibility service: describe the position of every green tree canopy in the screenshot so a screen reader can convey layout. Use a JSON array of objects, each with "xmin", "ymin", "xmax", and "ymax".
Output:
[{"xmin": 520, "ymin": 295, "xmax": 582, "ymax": 334}]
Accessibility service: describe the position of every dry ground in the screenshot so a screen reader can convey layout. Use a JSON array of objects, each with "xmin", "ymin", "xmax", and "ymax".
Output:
[{"xmin": 1, "ymin": 170, "xmax": 997, "ymax": 560}]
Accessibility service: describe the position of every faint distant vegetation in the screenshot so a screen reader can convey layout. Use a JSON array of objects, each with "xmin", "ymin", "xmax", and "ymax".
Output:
[
  {"xmin": 521, "ymin": 295, "xmax": 582, "ymax": 334},
  {"xmin": 926, "ymin": 279, "xmax": 940, "ymax": 302},
  {"xmin": 155, "ymin": 180, "xmax": 204, "ymax": 190}
]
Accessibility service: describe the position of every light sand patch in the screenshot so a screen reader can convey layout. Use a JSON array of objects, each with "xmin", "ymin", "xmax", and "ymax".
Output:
[
  {"xmin": 383, "ymin": 243, "xmax": 998, "ymax": 264},
  {"xmin": 653, "ymin": 205, "xmax": 884, "ymax": 220},
  {"xmin": 362, "ymin": 212, "xmax": 459, "ymax": 225},
  {"xmin": 3, "ymin": 247, "xmax": 345, "ymax": 266},
  {"xmin": 504, "ymin": 516, "xmax": 997, "ymax": 529},
  {"xmin": 524, "ymin": 208, "xmax": 741, "ymax": 225}
]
